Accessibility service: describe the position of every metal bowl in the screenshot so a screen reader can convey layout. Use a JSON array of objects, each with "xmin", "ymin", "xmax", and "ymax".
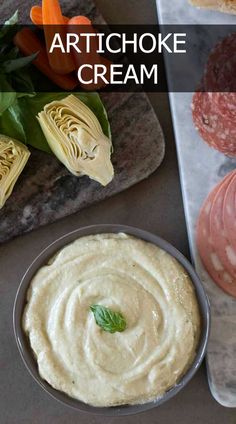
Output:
[{"xmin": 13, "ymin": 224, "xmax": 210, "ymax": 416}]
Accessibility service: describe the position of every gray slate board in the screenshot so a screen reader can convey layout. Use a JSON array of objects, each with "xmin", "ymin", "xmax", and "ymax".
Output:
[{"xmin": 0, "ymin": 2, "xmax": 165, "ymax": 244}]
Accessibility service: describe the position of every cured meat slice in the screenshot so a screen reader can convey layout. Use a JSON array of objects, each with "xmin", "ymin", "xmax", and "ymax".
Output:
[
  {"xmin": 210, "ymin": 171, "xmax": 236, "ymax": 279},
  {"xmin": 192, "ymin": 33, "xmax": 236, "ymax": 157},
  {"xmin": 192, "ymin": 91, "xmax": 236, "ymax": 156},
  {"xmin": 208, "ymin": 92, "xmax": 236, "ymax": 121},
  {"xmin": 223, "ymin": 173, "xmax": 236, "ymax": 253},
  {"xmin": 197, "ymin": 172, "xmax": 236, "ymax": 298},
  {"xmin": 204, "ymin": 33, "xmax": 236, "ymax": 93}
]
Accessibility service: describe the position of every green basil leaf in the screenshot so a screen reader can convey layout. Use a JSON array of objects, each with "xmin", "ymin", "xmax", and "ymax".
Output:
[
  {"xmin": 2, "ymin": 10, "xmax": 18, "ymax": 28},
  {"xmin": 0, "ymin": 91, "xmax": 16, "ymax": 115},
  {"xmin": 90, "ymin": 305, "xmax": 126, "ymax": 334},
  {"xmin": 0, "ymin": 11, "xmax": 19, "ymax": 42},
  {"xmin": 0, "ymin": 46, "xmax": 19, "ymax": 62},
  {"xmin": 13, "ymin": 69, "xmax": 36, "ymax": 96},
  {"xmin": 0, "ymin": 44, "xmax": 8, "ymax": 56},
  {"xmin": 0, "ymin": 11, "xmax": 18, "ymax": 38},
  {"xmin": 0, "ymin": 100, "xmax": 26, "ymax": 141},
  {"xmin": 0, "ymin": 74, "xmax": 16, "ymax": 114},
  {"xmin": 2, "ymin": 52, "xmax": 38, "ymax": 73}
]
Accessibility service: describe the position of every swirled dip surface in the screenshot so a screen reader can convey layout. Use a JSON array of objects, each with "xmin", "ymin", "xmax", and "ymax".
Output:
[{"xmin": 23, "ymin": 233, "xmax": 201, "ymax": 407}]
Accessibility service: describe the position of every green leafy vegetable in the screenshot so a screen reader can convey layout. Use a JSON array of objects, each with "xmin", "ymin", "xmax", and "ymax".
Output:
[
  {"xmin": 0, "ymin": 11, "xmax": 36, "ymax": 115},
  {"xmin": 0, "ymin": 75, "xmax": 16, "ymax": 114},
  {"xmin": 90, "ymin": 305, "xmax": 126, "ymax": 334},
  {"xmin": 2, "ymin": 52, "xmax": 38, "ymax": 73},
  {"xmin": 11, "ymin": 69, "xmax": 35, "ymax": 95},
  {"xmin": 0, "ymin": 11, "xmax": 18, "ymax": 41},
  {"xmin": 0, "ymin": 92, "xmax": 111, "ymax": 153},
  {"xmin": 1, "ymin": 46, "xmax": 18, "ymax": 60}
]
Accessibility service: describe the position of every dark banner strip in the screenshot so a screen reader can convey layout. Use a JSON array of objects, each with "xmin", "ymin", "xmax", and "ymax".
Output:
[{"xmin": 1, "ymin": 24, "xmax": 236, "ymax": 92}]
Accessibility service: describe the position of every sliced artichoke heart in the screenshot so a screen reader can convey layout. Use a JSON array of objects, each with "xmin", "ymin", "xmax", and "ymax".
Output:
[
  {"xmin": 0, "ymin": 134, "xmax": 30, "ymax": 209},
  {"xmin": 37, "ymin": 95, "xmax": 114, "ymax": 186}
]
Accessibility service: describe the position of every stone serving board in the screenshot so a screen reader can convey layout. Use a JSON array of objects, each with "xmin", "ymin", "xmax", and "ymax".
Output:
[
  {"xmin": 156, "ymin": 0, "xmax": 236, "ymax": 408},
  {"xmin": 0, "ymin": 2, "xmax": 165, "ymax": 244}
]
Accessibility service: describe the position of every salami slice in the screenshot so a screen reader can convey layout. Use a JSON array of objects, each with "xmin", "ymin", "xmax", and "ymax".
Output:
[
  {"xmin": 197, "ymin": 172, "xmax": 236, "ymax": 298},
  {"xmin": 210, "ymin": 171, "xmax": 236, "ymax": 280},
  {"xmin": 204, "ymin": 33, "xmax": 236, "ymax": 92},
  {"xmin": 223, "ymin": 173, "xmax": 236, "ymax": 253},
  {"xmin": 192, "ymin": 91, "xmax": 236, "ymax": 156},
  {"xmin": 208, "ymin": 92, "xmax": 236, "ymax": 121}
]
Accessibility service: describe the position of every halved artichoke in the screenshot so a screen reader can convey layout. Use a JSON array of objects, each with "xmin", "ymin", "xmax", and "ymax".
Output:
[
  {"xmin": 37, "ymin": 95, "xmax": 114, "ymax": 186},
  {"xmin": 0, "ymin": 134, "xmax": 30, "ymax": 209}
]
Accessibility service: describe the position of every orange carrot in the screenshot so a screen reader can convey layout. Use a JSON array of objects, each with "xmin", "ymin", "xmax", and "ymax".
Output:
[
  {"xmin": 67, "ymin": 16, "xmax": 92, "ymax": 26},
  {"xmin": 42, "ymin": 0, "xmax": 76, "ymax": 74},
  {"xmin": 68, "ymin": 17, "xmax": 111, "ymax": 91},
  {"xmin": 14, "ymin": 28, "xmax": 78, "ymax": 91},
  {"xmin": 42, "ymin": 0, "xmax": 65, "ymax": 25},
  {"xmin": 30, "ymin": 5, "xmax": 69, "ymax": 27}
]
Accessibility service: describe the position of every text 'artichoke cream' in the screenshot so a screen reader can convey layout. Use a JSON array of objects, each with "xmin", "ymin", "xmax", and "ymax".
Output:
[
  {"xmin": 37, "ymin": 95, "xmax": 114, "ymax": 186},
  {"xmin": 23, "ymin": 233, "xmax": 201, "ymax": 407},
  {"xmin": 0, "ymin": 134, "xmax": 30, "ymax": 209}
]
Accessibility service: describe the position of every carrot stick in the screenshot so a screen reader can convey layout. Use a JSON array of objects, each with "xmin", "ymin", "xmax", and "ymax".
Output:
[
  {"xmin": 30, "ymin": 5, "xmax": 69, "ymax": 27},
  {"xmin": 14, "ymin": 28, "xmax": 78, "ymax": 91},
  {"xmin": 67, "ymin": 16, "xmax": 92, "ymax": 26},
  {"xmin": 42, "ymin": 0, "xmax": 76, "ymax": 74},
  {"xmin": 68, "ymin": 17, "xmax": 111, "ymax": 91},
  {"xmin": 42, "ymin": 0, "xmax": 65, "ymax": 25}
]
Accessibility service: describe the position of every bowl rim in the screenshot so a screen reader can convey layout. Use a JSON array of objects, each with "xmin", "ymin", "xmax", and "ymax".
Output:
[{"xmin": 13, "ymin": 224, "xmax": 211, "ymax": 417}]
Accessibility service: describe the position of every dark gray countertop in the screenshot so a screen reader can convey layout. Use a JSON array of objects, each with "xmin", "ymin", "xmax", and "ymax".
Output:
[{"xmin": 0, "ymin": 0, "xmax": 236, "ymax": 423}]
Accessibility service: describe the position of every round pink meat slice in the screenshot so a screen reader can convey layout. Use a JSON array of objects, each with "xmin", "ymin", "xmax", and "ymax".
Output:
[
  {"xmin": 192, "ymin": 91, "xmax": 236, "ymax": 157},
  {"xmin": 210, "ymin": 171, "xmax": 236, "ymax": 280},
  {"xmin": 223, "ymin": 173, "xmax": 236, "ymax": 253},
  {"xmin": 208, "ymin": 92, "xmax": 236, "ymax": 121},
  {"xmin": 204, "ymin": 33, "xmax": 236, "ymax": 93},
  {"xmin": 196, "ymin": 172, "xmax": 236, "ymax": 298}
]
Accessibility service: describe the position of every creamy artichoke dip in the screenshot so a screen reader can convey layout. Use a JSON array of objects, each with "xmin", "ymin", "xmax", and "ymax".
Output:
[{"xmin": 23, "ymin": 233, "xmax": 201, "ymax": 407}]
